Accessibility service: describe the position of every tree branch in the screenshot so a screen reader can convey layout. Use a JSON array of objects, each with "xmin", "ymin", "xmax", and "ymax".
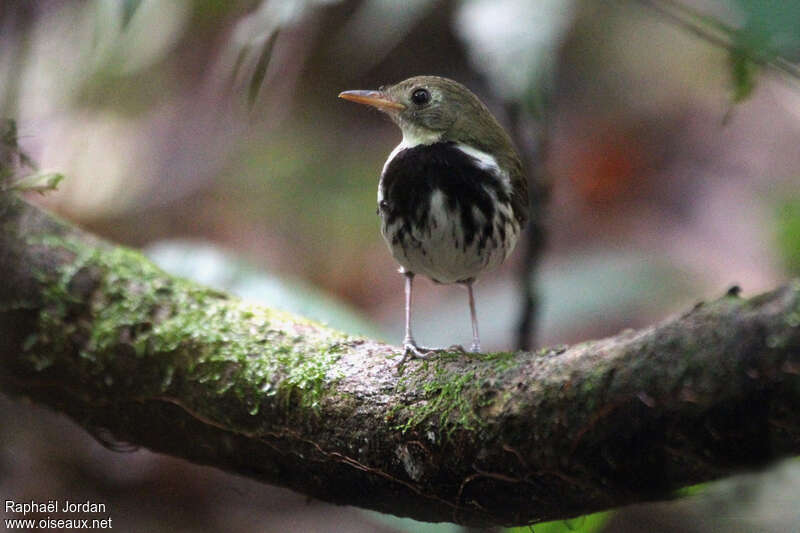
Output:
[{"xmin": 1, "ymin": 194, "xmax": 799, "ymax": 527}]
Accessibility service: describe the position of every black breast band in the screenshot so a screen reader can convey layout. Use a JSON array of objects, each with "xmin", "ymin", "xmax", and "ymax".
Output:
[{"xmin": 380, "ymin": 142, "xmax": 509, "ymax": 247}]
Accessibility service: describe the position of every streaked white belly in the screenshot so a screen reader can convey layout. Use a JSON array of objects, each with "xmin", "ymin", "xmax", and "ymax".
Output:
[{"xmin": 381, "ymin": 189, "xmax": 520, "ymax": 284}]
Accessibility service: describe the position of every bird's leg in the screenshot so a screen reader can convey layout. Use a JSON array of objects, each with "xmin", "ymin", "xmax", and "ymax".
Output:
[
  {"xmin": 398, "ymin": 271, "xmax": 433, "ymax": 365},
  {"xmin": 402, "ymin": 270, "xmax": 416, "ymax": 348},
  {"xmin": 467, "ymin": 281, "xmax": 481, "ymax": 353}
]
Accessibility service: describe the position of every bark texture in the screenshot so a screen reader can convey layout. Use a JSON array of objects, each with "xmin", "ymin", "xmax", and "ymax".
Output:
[{"xmin": 1, "ymin": 194, "xmax": 799, "ymax": 527}]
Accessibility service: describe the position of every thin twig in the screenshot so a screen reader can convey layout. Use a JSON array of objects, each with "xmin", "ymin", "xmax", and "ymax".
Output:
[
  {"xmin": 506, "ymin": 100, "xmax": 551, "ymax": 351},
  {"xmin": 636, "ymin": 0, "xmax": 800, "ymax": 85}
]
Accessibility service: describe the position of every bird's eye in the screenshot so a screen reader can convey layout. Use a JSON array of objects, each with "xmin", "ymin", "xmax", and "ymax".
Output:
[{"xmin": 411, "ymin": 88, "xmax": 430, "ymax": 106}]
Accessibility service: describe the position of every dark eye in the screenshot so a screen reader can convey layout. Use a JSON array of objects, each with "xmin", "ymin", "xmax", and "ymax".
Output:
[{"xmin": 411, "ymin": 88, "xmax": 430, "ymax": 106}]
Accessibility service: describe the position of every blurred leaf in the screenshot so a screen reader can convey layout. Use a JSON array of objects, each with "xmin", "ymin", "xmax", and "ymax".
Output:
[
  {"xmin": 226, "ymin": 0, "xmax": 342, "ymax": 106},
  {"xmin": 146, "ymin": 240, "xmax": 385, "ymax": 338},
  {"xmin": 0, "ymin": 118, "xmax": 35, "ymax": 170},
  {"xmin": 729, "ymin": 47, "xmax": 759, "ymax": 103},
  {"xmin": 673, "ymin": 482, "xmax": 709, "ymax": 497},
  {"xmin": 364, "ymin": 512, "xmax": 462, "ymax": 533},
  {"xmin": 643, "ymin": 0, "xmax": 800, "ymax": 106},
  {"xmin": 776, "ymin": 198, "xmax": 800, "ymax": 275},
  {"xmin": 1, "ymin": 118, "xmax": 18, "ymax": 148},
  {"xmin": 1, "ymin": 119, "xmax": 19, "ymax": 178},
  {"xmin": 724, "ymin": 0, "xmax": 800, "ymax": 106},
  {"xmin": 368, "ymin": 511, "xmax": 616, "ymax": 533},
  {"xmin": 731, "ymin": 0, "xmax": 800, "ymax": 60},
  {"xmin": 8, "ymin": 172, "xmax": 65, "ymax": 195},
  {"xmin": 455, "ymin": 0, "xmax": 576, "ymax": 101},
  {"xmin": 1, "ymin": 118, "xmax": 42, "ymax": 189},
  {"xmin": 658, "ymin": 459, "xmax": 800, "ymax": 530},
  {"xmin": 247, "ymin": 31, "xmax": 279, "ymax": 108},
  {"xmin": 328, "ymin": 0, "xmax": 438, "ymax": 74},
  {"xmin": 121, "ymin": 0, "xmax": 143, "ymax": 29},
  {"xmin": 507, "ymin": 511, "xmax": 609, "ymax": 533}
]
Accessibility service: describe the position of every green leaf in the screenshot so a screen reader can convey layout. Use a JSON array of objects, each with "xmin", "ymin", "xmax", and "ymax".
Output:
[
  {"xmin": 146, "ymin": 240, "xmax": 385, "ymax": 338},
  {"xmin": 506, "ymin": 511, "xmax": 610, "ymax": 533},
  {"xmin": 247, "ymin": 31, "xmax": 280, "ymax": 109},
  {"xmin": 729, "ymin": 46, "xmax": 759, "ymax": 103},
  {"xmin": 776, "ymin": 197, "xmax": 800, "ymax": 275},
  {"xmin": 121, "ymin": 0, "xmax": 143, "ymax": 29},
  {"xmin": 732, "ymin": 0, "xmax": 800, "ymax": 59},
  {"xmin": 9, "ymin": 172, "xmax": 65, "ymax": 195}
]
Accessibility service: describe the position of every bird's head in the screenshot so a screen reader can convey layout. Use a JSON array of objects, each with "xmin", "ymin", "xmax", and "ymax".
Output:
[{"xmin": 339, "ymin": 75, "xmax": 514, "ymax": 153}]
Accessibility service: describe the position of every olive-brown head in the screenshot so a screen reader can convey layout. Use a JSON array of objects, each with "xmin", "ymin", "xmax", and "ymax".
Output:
[{"xmin": 339, "ymin": 75, "xmax": 528, "ymax": 224}]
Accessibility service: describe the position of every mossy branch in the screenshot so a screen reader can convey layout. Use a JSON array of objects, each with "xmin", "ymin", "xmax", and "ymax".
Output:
[{"xmin": 1, "ymin": 194, "xmax": 800, "ymax": 527}]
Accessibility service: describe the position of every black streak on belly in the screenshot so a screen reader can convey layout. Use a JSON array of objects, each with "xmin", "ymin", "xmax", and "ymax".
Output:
[{"xmin": 379, "ymin": 142, "xmax": 507, "ymax": 250}]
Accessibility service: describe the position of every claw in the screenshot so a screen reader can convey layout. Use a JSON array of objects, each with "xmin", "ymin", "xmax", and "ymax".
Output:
[
  {"xmin": 395, "ymin": 342, "xmax": 478, "ymax": 370},
  {"xmin": 397, "ymin": 342, "xmax": 435, "ymax": 367}
]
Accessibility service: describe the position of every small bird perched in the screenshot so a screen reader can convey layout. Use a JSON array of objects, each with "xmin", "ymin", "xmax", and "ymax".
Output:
[{"xmin": 339, "ymin": 76, "xmax": 528, "ymax": 363}]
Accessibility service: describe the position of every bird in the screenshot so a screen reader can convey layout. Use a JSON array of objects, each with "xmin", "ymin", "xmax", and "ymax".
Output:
[{"xmin": 339, "ymin": 76, "xmax": 528, "ymax": 364}]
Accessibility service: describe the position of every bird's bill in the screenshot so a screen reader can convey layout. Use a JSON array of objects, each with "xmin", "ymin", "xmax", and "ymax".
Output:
[{"xmin": 338, "ymin": 90, "xmax": 405, "ymax": 111}]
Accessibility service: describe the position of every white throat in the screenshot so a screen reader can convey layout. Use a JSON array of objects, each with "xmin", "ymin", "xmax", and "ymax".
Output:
[{"xmin": 401, "ymin": 127, "xmax": 442, "ymax": 147}]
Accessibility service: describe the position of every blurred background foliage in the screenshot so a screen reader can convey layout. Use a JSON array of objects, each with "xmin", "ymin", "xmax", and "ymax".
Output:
[{"xmin": 1, "ymin": 0, "xmax": 799, "ymax": 531}]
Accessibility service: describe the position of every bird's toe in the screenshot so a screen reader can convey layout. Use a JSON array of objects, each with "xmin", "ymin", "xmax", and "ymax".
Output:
[{"xmin": 396, "ymin": 342, "xmax": 435, "ymax": 368}]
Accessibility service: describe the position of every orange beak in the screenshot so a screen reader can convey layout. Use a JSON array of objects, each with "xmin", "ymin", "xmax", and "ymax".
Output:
[{"xmin": 338, "ymin": 90, "xmax": 405, "ymax": 111}]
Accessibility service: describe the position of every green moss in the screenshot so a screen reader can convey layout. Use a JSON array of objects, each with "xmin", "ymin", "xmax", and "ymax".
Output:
[
  {"xmin": 471, "ymin": 350, "xmax": 519, "ymax": 373},
  {"xmin": 273, "ymin": 340, "xmax": 344, "ymax": 411},
  {"xmin": 389, "ymin": 350, "xmax": 520, "ymax": 439},
  {"xmin": 391, "ymin": 364, "xmax": 481, "ymax": 438},
  {"xmin": 25, "ymin": 233, "xmax": 345, "ymax": 421}
]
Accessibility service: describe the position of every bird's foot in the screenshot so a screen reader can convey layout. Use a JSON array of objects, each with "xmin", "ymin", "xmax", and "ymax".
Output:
[
  {"xmin": 396, "ymin": 343, "xmax": 479, "ymax": 370},
  {"xmin": 469, "ymin": 341, "xmax": 481, "ymax": 353},
  {"xmin": 397, "ymin": 342, "xmax": 435, "ymax": 368}
]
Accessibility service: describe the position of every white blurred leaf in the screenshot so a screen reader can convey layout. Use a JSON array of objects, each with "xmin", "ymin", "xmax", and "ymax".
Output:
[
  {"xmin": 105, "ymin": 0, "xmax": 190, "ymax": 75},
  {"xmin": 12, "ymin": 0, "xmax": 189, "ymax": 118},
  {"xmin": 225, "ymin": 0, "xmax": 342, "ymax": 104},
  {"xmin": 328, "ymin": 0, "xmax": 439, "ymax": 73},
  {"xmin": 146, "ymin": 240, "xmax": 385, "ymax": 339},
  {"xmin": 455, "ymin": 0, "xmax": 576, "ymax": 100}
]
